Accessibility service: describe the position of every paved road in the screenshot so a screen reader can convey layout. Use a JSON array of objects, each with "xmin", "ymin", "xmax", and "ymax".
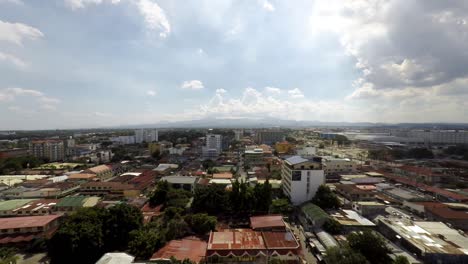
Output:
[{"xmin": 291, "ymin": 225, "xmax": 318, "ymax": 264}]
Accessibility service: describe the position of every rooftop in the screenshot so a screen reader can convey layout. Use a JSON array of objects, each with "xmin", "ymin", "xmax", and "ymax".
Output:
[
  {"xmin": 151, "ymin": 237, "xmax": 207, "ymax": 263},
  {"xmin": 96, "ymin": 253, "xmax": 135, "ymax": 264},
  {"xmin": 161, "ymin": 176, "xmax": 198, "ymax": 184},
  {"xmin": 208, "ymin": 229, "xmax": 266, "ymax": 250},
  {"xmin": 0, "ymin": 215, "xmax": 61, "ymax": 230},
  {"xmin": 85, "ymin": 165, "xmax": 111, "ymax": 174},
  {"xmin": 0, "ymin": 199, "xmax": 37, "ymax": 211},
  {"xmin": 380, "ymin": 218, "xmax": 468, "ymax": 255},
  {"xmin": 262, "ymin": 231, "xmax": 300, "ymax": 249},
  {"xmin": 213, "ymin": 172, "xmax": 233, "ymax": 179},
  {"xmin": 55, "ymin": 196, "xmax": 87, "ymax": 208},
  {"xmin": 284, "ymin": 156, "xmax": 309, "ymax": 165},
  {"xmin": 331, "ymin": 210, "xmax": 375, "ymax": 227},
  {"xmin": 250, "ymin": 215, "xmax": 285, "ymax": 230}
]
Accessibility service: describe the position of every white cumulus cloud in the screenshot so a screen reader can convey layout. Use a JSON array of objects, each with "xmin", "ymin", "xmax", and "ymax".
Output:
[
  {"xmin": 0, "ymin": 20, "xmax": 44, "ymax": 45},
  {"xmin": 181, "ymin": 80, "xmax": 204, "ymax": 90},
  {"xmin": 0, "ymin": 52, "xmax": 28, "ymax": 69},
  {"xmin": 288, "ymin": 88, "xmax": 304, "ymax": 98},
  {"xmin": 136, "ymin": 0, "xmax": 171, "ymax": 38}
]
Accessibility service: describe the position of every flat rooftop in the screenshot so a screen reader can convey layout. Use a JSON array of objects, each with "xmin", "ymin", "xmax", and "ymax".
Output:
[{"xmin": 161, "ymin": 176, "xmax": 198, "ymax": 184}]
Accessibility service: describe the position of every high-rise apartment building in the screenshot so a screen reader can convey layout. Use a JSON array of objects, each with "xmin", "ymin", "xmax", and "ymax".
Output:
[
  {"xmin": 202, "ymin": 134, "xmax": 222, "ymax": 158},
  {"xmin": 282, "ymin": 156, "xmax": 324, "ymax": 205},
  {"xmin": 135, "ymin": 129, "xmax": 159, "ymax": 143},
  {"xmin": 29, "ymin": 140, "xmax": 65, "ymax": 162}
]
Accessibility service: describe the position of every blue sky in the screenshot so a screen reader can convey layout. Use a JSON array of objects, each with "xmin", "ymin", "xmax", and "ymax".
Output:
[{"xmin": 1, "ymin": 0, "xmax": 468, "ymax": 129}]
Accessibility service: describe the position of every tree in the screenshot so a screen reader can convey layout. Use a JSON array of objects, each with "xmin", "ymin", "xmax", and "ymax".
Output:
[
  {"xmin": 103, "ymin": 203, "xmax": 143, "ymax": 251},
  {"xmin": 150, "ymin": 180, "xmax": 170, "ymax": 206},
  {"xmin": 128, "ymin": 227, "xmax": 166, "ymax": 260},
  {"xmin": 347, "ymin": 231, "xmax": 392, "ymax": 264},
  {"xmin": 311, "ymin": 185, "xmax": 340, "ymax": 209},
  {"xmin": 324, "ymin": 246, "xmax": 369, "ymax": 264},
  {"xmin": 192, "ymin": 184, "xmax": 229, "ymax": 214},
  {"xmin": 323, "ymin": 218, "xmax": 343, "ymax": 235},
  {"xmin": 49, "ymin": 208, "xmax": 107, "ymax": 264},
  {"xmin": 393, "ymin": 256, "xmax": 410, "ymax": 264},
  {"xmin": 269, "ymin": 199, "xmax": 293, "ymax": 215},
  {"xmin": 0, "ymin": 247, "xmax": 19, "ymax": 264},
  {"xmin": 185, "ymin": 213, "xmax": 217, "ymax": 235}
]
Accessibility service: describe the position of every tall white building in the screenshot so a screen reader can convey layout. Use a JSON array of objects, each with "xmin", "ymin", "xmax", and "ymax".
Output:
[
  {"xmin": 282, "ymin": 156, "xmax": 325, "ymax": 205},
  {"xmin": 135, "ymin": 129, "xmax": 159, "ymax": 143},
  {"xmin": 202, "ymin": 134, "xmax": 222, "ymax": 158},
  {"xmin": 234, "ymin": 130, "xmax": 243, "ymax": 141}
]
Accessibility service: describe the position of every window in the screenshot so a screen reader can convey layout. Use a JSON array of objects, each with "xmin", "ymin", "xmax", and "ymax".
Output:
[{"xmin": 292, "ymin": 171, "xmax": 302, "ymax": 181}]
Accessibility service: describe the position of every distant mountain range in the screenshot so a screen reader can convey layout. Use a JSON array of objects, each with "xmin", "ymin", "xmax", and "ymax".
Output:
[{"xmin": 114, "ymin": 118, "xmax": 468, "ymax": 130}]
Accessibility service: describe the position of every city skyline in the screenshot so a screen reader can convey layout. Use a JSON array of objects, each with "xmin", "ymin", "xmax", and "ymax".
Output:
[{"xmin": 1, "ymin": 0, "xmax": 468, "ymax": 130}]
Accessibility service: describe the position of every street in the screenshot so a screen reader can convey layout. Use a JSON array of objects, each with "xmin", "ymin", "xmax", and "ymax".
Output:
[{"xmin": 291, "ymin": 225, "xmax": 318, "ymax": 264}]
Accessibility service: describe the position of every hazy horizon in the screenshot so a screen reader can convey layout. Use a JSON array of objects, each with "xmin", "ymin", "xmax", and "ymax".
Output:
[{"xmin": 1, "ymin": 0, "xmax": 468, "ymax": 130}]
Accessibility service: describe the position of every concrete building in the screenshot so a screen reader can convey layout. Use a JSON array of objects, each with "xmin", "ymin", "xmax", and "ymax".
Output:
[
  {"xmin": 202, "ymin": 134, "xmax": 222, "ymax": 159},
  {"xmin": 234, "ymin": 130, "xmax": 243, "ymax": 141},
  {"xmin": 402, "ymin": 130, "xmax": 468, "ymax": 144},
  {"xmin": 256, "ymin": 130, "xmax": 285, "ymax": 145},
  {"xmin": 322, "ymin": 156, "xmax": 357, "ymax": 175},
  {"xmin": 281, "ymin": 156, "xmax": 325, "ymax": 205},
  {"xmin": 29, "ymin": 140, "xmax": 64, "ymax": 161},
  {"xmin": 295, "ymin": 145, "xmax": 316, "ymax": 157},
  {"xmin": 160, "ymin": 176, "xmax": 199, "ymax": 192},
  {"xmin": 110, "ymin": 135, "xmax": 136, "ymax": 145},
  {"xmin": 135, "ymin": 129, "xmax": 159, "ymax": 144}
]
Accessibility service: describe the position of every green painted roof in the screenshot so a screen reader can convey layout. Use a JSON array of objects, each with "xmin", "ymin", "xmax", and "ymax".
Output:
[
  {"xmin": 301, "ymin": 202, "xmax": 330, "ymax": 222},
  {"xmin": 0, "ymin": 199, "xmax": 37, "ymax": 211},
  {"xmin": 56, "ymin": 196, "xmax": 87, "ymax": 207}
]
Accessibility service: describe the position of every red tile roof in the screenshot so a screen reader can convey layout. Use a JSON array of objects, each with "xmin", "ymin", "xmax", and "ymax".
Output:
[
  {"xmin": 0, "ymin": 215, "xmax": 61, "ymax": 230},
  {"xmin": 250, "ymin": 215, "xmax": 285, "ymax": 230},
  {"xmin": 151, "ymin": 237, "xmax": 207, "ymax": 263}
]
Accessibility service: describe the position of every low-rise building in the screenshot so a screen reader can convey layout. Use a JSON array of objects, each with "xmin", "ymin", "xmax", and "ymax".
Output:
[
  {"xmin": 0, "ymin": 215, "xmax": 62, "ymax": 245},
  {"xmin": 299, "ymin": 202, "xmax": 330, "ymax": 231},
  {"xmin": 0, "ymin": 199, "xmax": 37, "ymax": 216},
  {"xmin": 352, "ymin": 201, "xmax": 387, "ymax": 218},
  {"xmin": 378, "ymin": 218, "xmax": 468, "ymax": 264},
  {"xmin": 205, "ymin": 229, "xmax": 300, "ymax": 263},
  {"xmin": 160, "ymin": 176, "xmax": 199, "ymax": 192},
  {"xmin": 82, "ymin": 165, "xmax": 113, "ymax": 180},
  {"xmin": 322, "ymin": 157, "xmax": 357, "ymax": 175},
  {"xmin": 80, "ymin": 182, "xmax": 140, "ymax": 198},
  {"xmin": 275, "ymin": 141, "xmax": 294, "ymax": 154},
  {"xmin": 54, "ymin": 196, "xmax": 99, "ymax": 212},
  {"xmin": 335, "ymin": 184, "xmax": 375, "ymax": 203}
]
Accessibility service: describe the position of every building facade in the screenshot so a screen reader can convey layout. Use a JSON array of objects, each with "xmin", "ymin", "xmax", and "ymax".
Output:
[
  {"xmin": 202, "ymin": 134, "xmax": 222, "ymax": 158},
  {"xmin": 281, "ymin": 156, "xmax": 325, "ymax": 205},
  {"xmin": 256, "ymin": 130, "xmax": 285, "ymax": 145},
  {"xmin": 29, "ymin": 140, "xmax": 65, "ymax": 161}
]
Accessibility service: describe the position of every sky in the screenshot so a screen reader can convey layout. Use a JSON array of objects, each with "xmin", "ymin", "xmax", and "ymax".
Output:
[{"xmin": 0, "ymin": 0, "xmax": 468, "ymax": 130}]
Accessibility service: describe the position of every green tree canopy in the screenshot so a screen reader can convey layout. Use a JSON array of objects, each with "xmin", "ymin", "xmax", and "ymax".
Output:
[
  {"xmin": 311, "ymin": 185, "xmax": 340, "ymax": 209},
  {"xmin": 184, "ymin": 213, "xmax": 217, "ymax": 235},
  {"xmin": 347, "ymin": 231, "xmax": 392, "ymax": 264},
  {"xmin": 393, "ymin": 256, "xmax": 410, "ymax": 264},
  {"xmin": 324, "ymin": 246, "xmax": 369, "ymax": 264},
  {"xmin": 150, "ymin": 180, "xmax": 170, "ymax": 206}
]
